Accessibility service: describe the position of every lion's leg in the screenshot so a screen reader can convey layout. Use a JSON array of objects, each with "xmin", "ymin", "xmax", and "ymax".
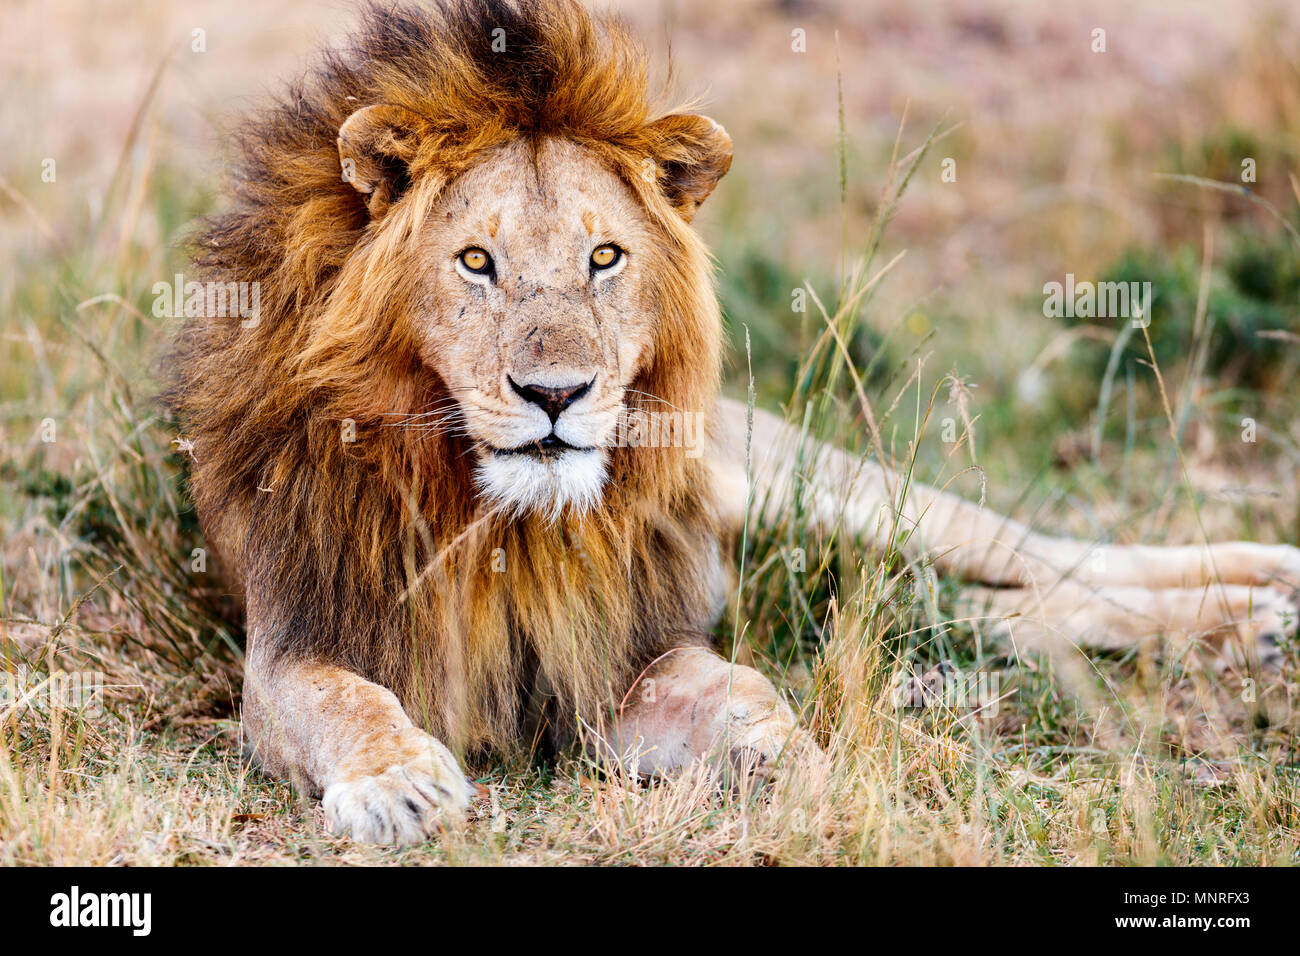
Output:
[
  {"xmin": 595, "ymin": 646, "xmax": 822, "ymax": 785},
  {"xmin": 959, "ymin": 581, "xmax": 1297, "ymax": 659},
  {"xmin": 997, "ymin": 539, "xmax": 1300, "ymax": 592},
  {"xmin": 243, "ymin": 635, "xmax": 476, "ymax": 844},
  {"xmin": 806, "ymin": 447, "xmax": 1299, "ymax": 593},
  {"xmin": 712, "ymin": 399, "xmax": 1300, "ymax": 595}
]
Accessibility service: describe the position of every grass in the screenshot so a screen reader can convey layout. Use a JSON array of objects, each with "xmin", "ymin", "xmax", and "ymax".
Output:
[{"xmin": 3, "ymin": 1, "xmax": 1300, "ymax": 866}]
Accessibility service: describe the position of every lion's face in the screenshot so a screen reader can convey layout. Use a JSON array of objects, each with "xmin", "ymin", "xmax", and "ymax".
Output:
[
  {"xmin": 408, "ymin": 139, "xmax": 660, "ymax": 518},
  {"xmin": 333, "ymin": 100, "xmax": 731, "ymax": 521}
]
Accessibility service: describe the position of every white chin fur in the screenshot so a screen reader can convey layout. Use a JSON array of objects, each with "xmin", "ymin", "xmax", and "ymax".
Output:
[{"xmin": 475, "ymin": 448, "xmax": 608, "ymax": 521}]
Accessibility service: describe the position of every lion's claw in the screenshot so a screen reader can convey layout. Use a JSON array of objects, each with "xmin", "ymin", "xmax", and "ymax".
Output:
[{"xmin": 322, "ymin": 734, "xmax": 475, "ymax": 845}]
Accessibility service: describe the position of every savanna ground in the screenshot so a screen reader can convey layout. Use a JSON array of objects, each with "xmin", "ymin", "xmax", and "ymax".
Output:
[{"xmin": 3, "ymin": 0, "xmax": 1300, "ymax": 865}]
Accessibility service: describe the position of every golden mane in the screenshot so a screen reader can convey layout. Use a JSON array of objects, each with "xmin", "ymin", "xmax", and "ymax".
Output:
[{"xmin": 163, "ymin": 0, "xmax": 726, "ymax": 756}]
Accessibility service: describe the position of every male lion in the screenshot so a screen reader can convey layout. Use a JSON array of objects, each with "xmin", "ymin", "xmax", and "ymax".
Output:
[{"xmin": 165, "ymin": 0, "xmax": 1300, "ymax": 843}]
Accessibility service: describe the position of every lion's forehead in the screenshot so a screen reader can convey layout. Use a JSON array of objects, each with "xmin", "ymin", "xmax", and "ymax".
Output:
[{"xmin": 436, "ymin": 138, "xmax": 648, "ymax": 257}]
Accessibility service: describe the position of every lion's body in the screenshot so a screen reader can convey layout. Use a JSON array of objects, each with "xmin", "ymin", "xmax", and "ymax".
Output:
[{"xmin": 165, "ymin": 0, "xmax": 1300, "ymax": 843}]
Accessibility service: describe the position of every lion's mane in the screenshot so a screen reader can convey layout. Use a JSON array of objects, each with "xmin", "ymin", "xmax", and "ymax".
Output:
[{"xmin": 163, "ymin": 0, "xmax": 726, "ymax": 756}]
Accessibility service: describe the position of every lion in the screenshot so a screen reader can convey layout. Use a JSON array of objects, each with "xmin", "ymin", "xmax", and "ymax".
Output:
[{"xmin": 164, "ymin": 0, "xmax": 1300, "ymax": 844}]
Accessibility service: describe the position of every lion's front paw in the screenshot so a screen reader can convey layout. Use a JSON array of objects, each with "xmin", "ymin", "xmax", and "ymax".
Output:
[{"xmin": 322, "ymin": 733, "xmax": 476, "ymax": 845}]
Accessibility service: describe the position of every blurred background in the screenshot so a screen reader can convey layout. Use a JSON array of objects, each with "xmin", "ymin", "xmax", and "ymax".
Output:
[{"xmin": 5, "ymin": 0, "xmax": 1298, "ymax": 542}]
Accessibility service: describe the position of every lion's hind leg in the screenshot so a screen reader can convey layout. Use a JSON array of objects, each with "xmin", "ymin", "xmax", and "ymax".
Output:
[{"xmin": 959, "ymin": 579, "xmax": 1297, "ymax": 664}]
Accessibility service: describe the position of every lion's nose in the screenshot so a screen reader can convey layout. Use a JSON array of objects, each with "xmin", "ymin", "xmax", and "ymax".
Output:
[{"xmin": 509, "ymin": 376, "xmax": 594, "ymax": 424}]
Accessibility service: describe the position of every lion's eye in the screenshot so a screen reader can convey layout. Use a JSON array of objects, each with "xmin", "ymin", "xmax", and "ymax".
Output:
[
  {"xmin": 590, "ymin": 244, "xmax": 622, "ymax": 270},
  {"xmin": 458, "ymin": 248, "xmax": 493, "ymax": 275}
]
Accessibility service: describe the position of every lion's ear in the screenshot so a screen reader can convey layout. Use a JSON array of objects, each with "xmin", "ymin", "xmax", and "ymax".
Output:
[
  {"xmin": 337, "ymin": 104, "xmax": 427, "ymax": 217},
  {"xmin": 646, "ymin": 113, "xmax": 733, "ymax": 223}
]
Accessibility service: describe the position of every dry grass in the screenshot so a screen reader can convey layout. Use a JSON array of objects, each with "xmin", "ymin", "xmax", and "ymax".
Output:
[{"xmin": 2, "ymin": 0, "xmax": 1300, "ymax": 865}]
